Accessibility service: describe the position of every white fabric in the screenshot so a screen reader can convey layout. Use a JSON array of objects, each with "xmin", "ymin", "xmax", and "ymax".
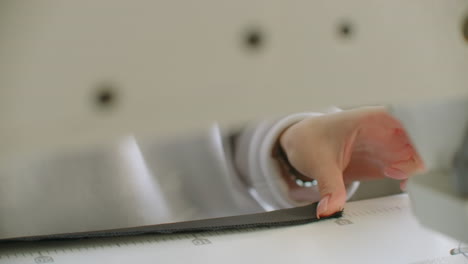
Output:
[{"xmin": 0, "ymin": 110, "xmax": 361, "ymax": 239}]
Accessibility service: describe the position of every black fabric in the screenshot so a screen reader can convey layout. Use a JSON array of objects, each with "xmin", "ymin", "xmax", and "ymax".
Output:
[{"xmin": 4, "ymin": 202, "xmax": 342, "ymax": 242}]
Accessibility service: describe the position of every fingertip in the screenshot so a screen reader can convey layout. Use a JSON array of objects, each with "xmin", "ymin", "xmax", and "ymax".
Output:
[
  {"xmin": 317, "ymin": 193, "xmax": 346, "ymax": 218},
  {"xmin": 316, "ymin": 194, "xmax": 330, "ymax": 219},
  {"xmin": 313, "ymin": 167, "xmax": 347, "ymax": 218}
]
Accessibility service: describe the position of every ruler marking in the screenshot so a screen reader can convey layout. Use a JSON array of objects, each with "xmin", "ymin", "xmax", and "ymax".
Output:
[{"xmin": 0, "ymin": 226, "xmax": 271, "ymax": 259}]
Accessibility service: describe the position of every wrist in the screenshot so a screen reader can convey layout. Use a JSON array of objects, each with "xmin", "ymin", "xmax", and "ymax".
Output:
[{"xmin": 273, "ymin": 141, "xmax": 318, "ymax": 188}]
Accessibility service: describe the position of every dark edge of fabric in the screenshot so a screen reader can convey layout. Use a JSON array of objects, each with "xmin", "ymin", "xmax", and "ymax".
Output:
[{"xmin": 1, "ymin": 202, "xmax": 342, "ymax": 242}]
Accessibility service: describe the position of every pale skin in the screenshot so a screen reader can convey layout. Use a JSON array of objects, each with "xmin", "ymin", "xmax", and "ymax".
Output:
[{"xmin": 277, "ymin": 106, "xmax": 425, "ymax": 218}]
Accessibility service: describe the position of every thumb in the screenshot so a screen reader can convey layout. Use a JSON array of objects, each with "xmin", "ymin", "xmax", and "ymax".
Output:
[{"xmin": 310, "ymin": 164, "xmax": 347, "ymax": 219}]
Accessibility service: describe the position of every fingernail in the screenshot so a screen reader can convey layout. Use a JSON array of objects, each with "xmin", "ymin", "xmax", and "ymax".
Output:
[
  {"xmin": 317, "ymin": 195, "xmax": 330, "ymax": 219},
  {"xmin": 383, "ymin": 167, "xmax": 407, "ymax": 180}
]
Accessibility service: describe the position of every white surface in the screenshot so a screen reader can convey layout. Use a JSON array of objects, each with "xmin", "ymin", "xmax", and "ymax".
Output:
[
  {"xmin": 408, "ymin": 171, "xmax": 468, "ymax": 244},
  {"xmin": 1, "ymin": 0, "xmax": 468, "ymax": 163},
  {"xmin": 391, "ymin": 97, "xmax": 468, "ymax": 243},
  {"xmin": 1, "ymin": 194, "xmax": 465, "ymax": 264}
]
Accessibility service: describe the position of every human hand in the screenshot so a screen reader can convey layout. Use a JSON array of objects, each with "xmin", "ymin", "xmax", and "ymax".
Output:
[{"xmin": 278, "ymin": 106, "xmax": 424, "ymax": 218}]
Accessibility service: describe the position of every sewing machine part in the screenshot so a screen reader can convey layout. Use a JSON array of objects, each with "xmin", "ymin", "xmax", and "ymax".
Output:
[
  {"xmin": 450, "ymin": 243, "xmax": 468, "ymax": 258},
  {"xmin": 453, "ymin": 128, "xmax": 468, "ymax": 197},
  {"xmin": 392, "ymin": 97, "xmax": 468, "ymax": 243}
]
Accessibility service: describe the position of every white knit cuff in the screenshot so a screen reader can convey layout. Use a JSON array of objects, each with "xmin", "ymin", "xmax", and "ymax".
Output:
[{"xmin": 259, "ymin": 113, "xmax": 321, "ymax": 208}]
